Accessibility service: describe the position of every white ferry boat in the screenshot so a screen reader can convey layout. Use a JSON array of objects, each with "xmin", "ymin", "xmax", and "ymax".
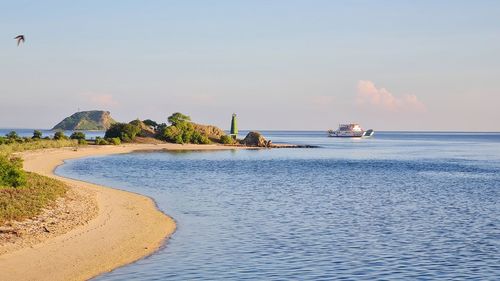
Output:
[{"xmin": 328, "ymin": 123, "xmax": 374, "ymax": 138}]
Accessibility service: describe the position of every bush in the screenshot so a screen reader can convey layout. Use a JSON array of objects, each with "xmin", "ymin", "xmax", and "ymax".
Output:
[
  {"xmin": 0, "ymin": 155, "xmax": 26, "ymax": 187},
  {"xmin": 6, "ymin": 131, "xmax": 19, "ymax": 140},
  {"xmin": 95, "ymin": 137, "xmax": 109, "ymax": 145},
  {"xmin": 220, "ymin": 135, "xmax": 235, "ymax": 144},
  {"xmin": 53, "ymin": 131, "xmax": 68, "ymax": 140},
  {"xmin": 107, "ymin": 137, "xmax": 121, "ymax": 145},
  {"xmin": 105, "ymin": 123, "xmax": 141, "ymax": 142},
  {"xmin": 32, "ymin": 130, "xmax": 42, "ymax": 139},
  {"xmin": 78, "ymin": 139, "xmax": 88, "ymax": 145},
  {"xmin": 158, "ymin": 112, "xmax": 213, "ymax": 144},
  {"xmin": 70, "ymin": 131, "xmax": 86, "ymax": 140}
]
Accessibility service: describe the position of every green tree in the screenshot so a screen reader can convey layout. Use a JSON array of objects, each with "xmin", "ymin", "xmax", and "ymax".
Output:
[
  {"xmin": 105, "ymin": 122, "xmax": 141, "ymax": 142},
  {"xmin": 6, "ymin": 131, "xmax": 19, "ymax": 140},
  {"xmin": 53, "ymin": 131, "xmax": 67, "ymax": 140},
  {"xmin": 220, "ymin": 135, "xmax": 235, "ymax": 144},
  {"xmin": 32, "ymin": 130, "xmax": 42, "ymax": 139},
  {"xmin": 167, "ymin": 112, "xmax": 191, "ymax": 125},
  {"xmin": 70, "ymin": 132, "xmax": 86, "ymax": 140},
  {"xmin": 143, "ymin": 119, "xmax": 158, "ymax": 129}
]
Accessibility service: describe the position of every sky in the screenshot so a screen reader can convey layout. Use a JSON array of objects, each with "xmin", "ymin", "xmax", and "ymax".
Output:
[{"xmin": 1, "ymin": 0, "xmax": 499, "ymax": 131}]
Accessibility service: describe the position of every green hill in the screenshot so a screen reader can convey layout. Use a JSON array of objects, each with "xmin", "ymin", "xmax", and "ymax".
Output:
[{"xmin": 52, "ymin": 111, "xmax": 117, "ymax": 131}]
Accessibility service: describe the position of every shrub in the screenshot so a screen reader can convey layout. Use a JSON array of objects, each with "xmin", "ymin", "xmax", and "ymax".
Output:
[
  {"xmin": 32, "ymin": 130, "xmax": 42, "ymax": 139},
  {"xmin": 0, "ymin": 155, "xmax": 26, "ymax": 187},
  {"xmin": 70, "ymin": 131, "xmax": 86, "ymax": 140},
  {"xmin": 78, "ymin": 139, "xmax": 88, "ymax": 145},
  {"xmin": 220, "ymin": 135, "xmax": 235, "ymax": 145},
  {"xmin": 95, "ymin": 137, "xmax": 109, "ymax": 145},
  {"xmin": 158, "ymin": 112, "xmax": 213, "ymax": 144},
  {"xmin": 53, "ymin": 131, "xmax": 68, "ymax": 140},
  {"xmin": 105, "ymin": 123, "xmax": 141, "ymax": 142},
  {"xmin": 107, "ymin": 137, "xmax": 121, "ymax": 145},
  {"xmin": 6, "ymin": 131, "xmax": 19, "ymax": 140}
]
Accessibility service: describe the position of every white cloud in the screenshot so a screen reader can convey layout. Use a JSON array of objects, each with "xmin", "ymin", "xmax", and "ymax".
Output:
[{"xmin": 356, "ymin": 80, "xmax": 426, "ymax": 112}]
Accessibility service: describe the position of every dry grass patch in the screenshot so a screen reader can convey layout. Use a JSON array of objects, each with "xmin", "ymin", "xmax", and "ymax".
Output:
[{"xmin": 0, "ymin": 173, "xmax": 68, "ymax": 226}]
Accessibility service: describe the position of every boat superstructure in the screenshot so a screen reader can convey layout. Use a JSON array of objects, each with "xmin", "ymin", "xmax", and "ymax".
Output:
[{"xmin": 328, "ymin": 123, "xmax": 374, "ymax": 138}]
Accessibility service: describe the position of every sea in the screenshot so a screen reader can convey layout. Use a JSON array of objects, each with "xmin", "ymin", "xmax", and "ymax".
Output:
[{"xmin": 53, "ymin": 131, "xmax": 500, "ymax": 280}]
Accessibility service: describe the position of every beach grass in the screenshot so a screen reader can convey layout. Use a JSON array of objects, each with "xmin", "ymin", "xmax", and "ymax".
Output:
[
  {"xmin": 0, "ymin": 139, "xmax": 79, "ymax": 156},
  {"xmin": 0, "ymin": 172, "xmax": 68, "ymax": 226}
]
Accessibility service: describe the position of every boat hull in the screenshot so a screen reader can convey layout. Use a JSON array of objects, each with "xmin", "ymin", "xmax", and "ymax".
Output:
[{"xmin": 328, "ymin": 129, "xmax": 374, "ymax": 138}]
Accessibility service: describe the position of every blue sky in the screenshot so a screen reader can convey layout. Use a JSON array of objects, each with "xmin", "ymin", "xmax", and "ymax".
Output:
[{"xmin": 1, "ymin": 1, "xmax": 499, "ymax": 130}]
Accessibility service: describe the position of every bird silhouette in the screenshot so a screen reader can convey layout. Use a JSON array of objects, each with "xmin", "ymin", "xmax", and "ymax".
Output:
[{"xmin": 14, "ymin": 35, "xmax": 25, "ymax": 46}]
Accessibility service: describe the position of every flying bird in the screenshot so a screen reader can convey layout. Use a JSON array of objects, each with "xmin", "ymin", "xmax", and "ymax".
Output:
[{"xmin": 14, "ymin": 35, "xmax": 25, "ymax": 46}]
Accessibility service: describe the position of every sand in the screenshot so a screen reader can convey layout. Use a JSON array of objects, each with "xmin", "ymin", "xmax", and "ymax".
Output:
[{"xmin": 0, "ymin": 143, "xmax": 241, "ymax": 281}]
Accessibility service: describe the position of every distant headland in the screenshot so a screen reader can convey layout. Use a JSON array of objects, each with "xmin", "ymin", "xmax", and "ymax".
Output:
[{"xmin": 52, "ymin": 110, "xmax": 116, "ymax": 131}]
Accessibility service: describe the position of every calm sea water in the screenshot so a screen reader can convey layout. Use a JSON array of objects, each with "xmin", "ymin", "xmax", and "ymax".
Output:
[{"xmin": 56, "ymin": 132, "xmax": 500, "ymax": 280}]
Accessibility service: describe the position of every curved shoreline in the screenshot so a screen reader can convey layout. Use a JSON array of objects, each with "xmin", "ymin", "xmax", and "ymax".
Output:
[{"xmin": 0, "ymin": 143, "xmax": 240, "ymax": 281}]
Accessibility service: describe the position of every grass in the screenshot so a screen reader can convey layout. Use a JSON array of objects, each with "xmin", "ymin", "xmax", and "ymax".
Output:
[
  {"xmin": 0, "ymin": 139, "xmax": 77, "ymax": 226},
  {"xmin": 0, "ymin": 139, "xmax": 79, "ymax": 157},
  {"xmin": 0, "ymin": 172, "xmax": 68, "ymax": 226}
]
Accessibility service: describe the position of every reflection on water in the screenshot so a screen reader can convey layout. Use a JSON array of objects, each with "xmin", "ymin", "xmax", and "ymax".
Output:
[{"xmin": 56, "ymin": 132, "xmax": 500, "ymax": 280}]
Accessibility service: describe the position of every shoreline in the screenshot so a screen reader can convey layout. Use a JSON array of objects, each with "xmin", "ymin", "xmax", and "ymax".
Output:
[{"xmin": 0, "ymin": 143, "xmax": 243, "ymax": 281}]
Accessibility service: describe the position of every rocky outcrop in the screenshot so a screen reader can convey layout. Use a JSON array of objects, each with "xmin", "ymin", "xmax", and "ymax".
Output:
[
  {"xmin": 192, "ymin": 123, "xmax": 226, "ymax": 142},
  {"xmin": 242, "ymin": 131, "xmax": 272, "ymax": 147},
  {"xmin": 129, "ymin": 120, "xmax": 156, "ymax": 138},
  {"xmin": 52, "ymin": 111, "xmax": 116, "ymax": 131}
]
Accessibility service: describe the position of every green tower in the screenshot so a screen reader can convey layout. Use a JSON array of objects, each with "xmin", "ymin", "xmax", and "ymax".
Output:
[{"xmin": 230, "ymin": 113, "xmax": 238, "ymax": 138}]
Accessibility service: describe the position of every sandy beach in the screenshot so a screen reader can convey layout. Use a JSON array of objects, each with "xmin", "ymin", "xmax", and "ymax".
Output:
[{"xmin": 0, "ymin": 143, "xmax": 240, "ymax": 281}]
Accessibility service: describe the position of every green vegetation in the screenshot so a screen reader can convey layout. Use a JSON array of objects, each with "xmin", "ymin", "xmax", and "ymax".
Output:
[
  {"xmin": 0, "ymin": 155, "xmax": 26, "ymax": 187},
  {"xmin": 158, "ymin": 113, "xmax": 211, "ymax": 144},
  {"xmin": 104, "ymin": 122, "xmax": 141, "ymax": 142},
  {"xmin": 52, "ymin": 110, "xmax": 116, "ymax": 130},
  {"xmin": 0, "ymin": 138, "xmax": 78, "ymax": 156},
  {"xmin": 95, "ymin": 137, "xmax": 121, "ymax": 145},
  {"xmin": 0, "ymin": 172, "xmax": 67, "ymax": 225},
  {"xmin": 32, "ymin": 130, "xmax": 42, "ymax": 139},
  {"xmin": 95, "ymin": 137, "xmax": 109, "ymax": 145},
  {"xmin": 70, "ymin": 131, "xmax": 86, "ymax": 140},
  {"xmin": 220, "ymin": 135, "xmax": 236, "ymax": 144},
  {"xmin": 108, "ymin": 137, "xmax": 121, "ymax": 145},
  {"xmin": 6, "ymin": 131, "xmax": 19, "ymax": 140},
  {"xmin": 53, "ymin": 131, "xmax": 68, "ymax": 140}
]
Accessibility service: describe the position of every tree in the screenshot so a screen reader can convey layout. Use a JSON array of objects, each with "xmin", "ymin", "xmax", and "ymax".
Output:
[
  {"xmin": 105, "ymin": 122, "xmax": 141, "ymax": 142},
  {"xmin": 143, "ymin": 119, "xmax": 159, "ymax": 129},
  {"xmin": 53, "ymin": 131, "xmax": 67, "ymax": 140},
  {"xmin": 167, "ymin": 112, "xmax": 191, "ymax": 125},
  {"xmin": 6, "ymin": 131, "xmax": 19, "ymax": 140},
  {"xmin": 32, "ymin": 130, "xmax": 42, "ymax": 139},
  {"xmin": 70, "ymin": 132, "xmax": 86, "ymax": 140}
]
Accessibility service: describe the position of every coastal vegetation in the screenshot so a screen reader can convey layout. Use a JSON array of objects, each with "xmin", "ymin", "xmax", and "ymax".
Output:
[
  {"xmin": 104, "ymin": 122, "xmax": 142, "ymax": 142},
  {"xmin": 0, "ymin": 135, "xmax": 78, "ymax": 156},
  {"xmin": 0, "ymin": 154, "xmax": 67, "ymax": 225},
  {"xmin": 158, "ymin": 113, "xmax": 211, "ymax": 144}
]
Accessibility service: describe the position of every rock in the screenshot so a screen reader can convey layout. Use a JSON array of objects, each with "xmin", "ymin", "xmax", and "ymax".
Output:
[
  {"xmin": 242, "ymin": 131, "xmax": 271, "ymax": 147},
  {"xmin": 192, "ymin": 123, "xmax": 226, "ymax": 141}
]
